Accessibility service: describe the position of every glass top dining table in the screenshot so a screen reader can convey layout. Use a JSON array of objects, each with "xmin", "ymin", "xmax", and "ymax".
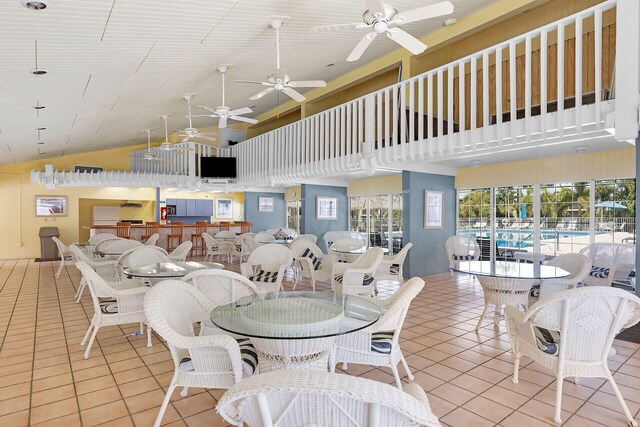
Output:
[
  {"xmin": 453, "ymin": 260, "xmax": 570, "ymax": 279},
  {"xmin": 123, "ymin": 261, "xmax": 224, "ymax": 278},
  {"xmin": 330, "ymin": 246, "xmax": 389, "ymax": 255},
  {"xmin": 210, "ymin": 291, "xmax": 381, "ymax": 340}
]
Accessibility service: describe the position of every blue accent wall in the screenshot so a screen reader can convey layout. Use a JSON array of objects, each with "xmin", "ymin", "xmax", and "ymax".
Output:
[
  {"xmin": 301, "ymin": 184, "xmax": 348, "ymax": 252},
  {"xmin": 244, "ymin": 192, "xmax": 286, "ymax": 232},
  {"xmin": 402, "ymin": 170, "xmax": 456, "ymax": 277}
]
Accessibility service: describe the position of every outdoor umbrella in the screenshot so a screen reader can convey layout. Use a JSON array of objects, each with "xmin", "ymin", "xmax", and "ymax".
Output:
[{"xmin": 595, "ymin": 201, "xmax": 628, "ymax": 210}]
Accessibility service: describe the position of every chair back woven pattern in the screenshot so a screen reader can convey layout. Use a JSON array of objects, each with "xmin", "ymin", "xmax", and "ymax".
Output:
[
  {"xmin": 183, "ymin": 270, "xmax": 258, "ymax": 307},
  {"xmin": 122, "ymin": 246, "xmax": 170, "ymax": 268},
  {"xmin": 580, "ymin": 243, "xmax": 635, "ymax": 268},
  {"xmin": 526, "ymin": 287, "xmax": 640, "ymax": 363},
  {"xmin": 246, "ymin": 244, "xmax": 293, "ymax": 273},
  {"xmin": 216, "ymin": 370, "xmax": 442, "ymax": 426}
]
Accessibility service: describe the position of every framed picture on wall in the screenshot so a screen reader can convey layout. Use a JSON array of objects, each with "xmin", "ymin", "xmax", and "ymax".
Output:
[
  {"xmin": 258, "ymin": 197, "xmax": 274, "ymax": 213},
  {"xmin": 35, "ymin": 195, "xmax": 68, "ymax": 217},
  {"xmin": 424, "ymin": 190, "xmax": 443, "ymax": 228},
  {"xmin": 216, "ymin": 198, "xmax": 233, "ymax": 219},
  {"xmin": 316, "ymin": 196, "xmax": 338, "ymax": 220}
]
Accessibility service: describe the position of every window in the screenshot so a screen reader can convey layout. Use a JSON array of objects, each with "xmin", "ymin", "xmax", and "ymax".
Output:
[
  {"xmin": 540, "ymin": 182, "xmax": 590, "ymax": 256},
  {"xmin": 286, "ymin": 200, "xmax": 300, "ymax": 233},
  {"xmin": 349, "ymin": 193, "xmax": 403, "ymax": 254},
  {"xmin": 494, "ymin": 185, "xmax": 533, "ymax": 253},
  {"xmin": 457, "ymin": 188, "xmax": 491, "ymax": 243},
  {"xmin": 595, "ymin": 179, "xmax": 635, "ymax": 243}
]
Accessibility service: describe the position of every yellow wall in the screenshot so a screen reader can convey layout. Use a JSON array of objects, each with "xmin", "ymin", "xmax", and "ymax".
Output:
[
  {"xmin": 455, "ymin": 147, "xmax": 636, "ymax": 188},
  {"xmin": 245, "ymin": 108, "xmax": 302, "ymax": 139},
  {"xmin": 284, "ymin": 187, "xmax": 301, "ymax": 202},
  {"xmin": 347, "ymin": 175, "xmax": 403, "ymax": 197},
  {"xmin": 78, "ymin": 199, "xmax": 156, "ymax": 242}
]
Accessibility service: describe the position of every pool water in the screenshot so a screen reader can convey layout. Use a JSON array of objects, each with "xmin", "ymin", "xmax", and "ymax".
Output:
[{"xmin": 463, "ymin": 229, "xmax": 592, "ymax": 249}]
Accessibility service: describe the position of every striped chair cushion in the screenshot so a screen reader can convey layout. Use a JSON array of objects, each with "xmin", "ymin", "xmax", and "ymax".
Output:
[
  {"xmin": 389, "ymin": 263, "xmax": 400, "ymax": 274},
  {"xmin": 249, "ymin": 270, "xmax": 278, "ymax": 283},
  {"xmin": 98, "ymin": 299, "xmax": 118, "ymax": 314},
  {"xmin": 235, "ymin": 244, "xmax": 243, "ymax": 252},
  {"xmin": 371, "ymin": 331, "xmax": 394, "ymax": 354},
  {"xmin": 590, "ymin": 266, "xmax": 610, "ymax": 278},
  {"xmin": 334, "ymin": 274, "xmax": 374, "ymax": 286},
  {"xmin": 301, "ymin": 248, "xmax": 322, "ymax": 270},
  {"xmin": 179, "ymin": 338, "xmax": 258, "ymax": 376},
  {"xmin": 533, "ymin": 327, "xmax": 560, "ymax": 355},
  {"xmin": 453, "ymin": 254, "xmax": 475, "ymax": 260}
]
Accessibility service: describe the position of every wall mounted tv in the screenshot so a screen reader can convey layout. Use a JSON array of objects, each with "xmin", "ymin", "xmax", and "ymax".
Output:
[{"xmin": 200, "ymin": 156, "xmax": 237, "ymax": 179}]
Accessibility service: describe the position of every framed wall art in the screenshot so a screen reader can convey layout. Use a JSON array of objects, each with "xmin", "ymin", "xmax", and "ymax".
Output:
[
  {"xmin": 316, "ymin": 196, "xmax": 338, "ymax": 220},
  {"xmin": 424, "ymin": 190, "xmax": 443, "ymax": 228},
  {"xmin": 35, "ymin": 195, "xmax": 68, "ymax": 217},
  {"xmin": 216, "ymin": 198, "xmax": 233, "ymax": 219},
  {"xmin": 258, "ymin": 197, "xmax": 274, "ymax": 213}
]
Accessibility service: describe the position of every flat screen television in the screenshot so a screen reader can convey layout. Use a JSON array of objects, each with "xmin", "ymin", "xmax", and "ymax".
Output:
[{"xmin": 200, "ymin": 156, "xmax": 237, "ymax": 179}]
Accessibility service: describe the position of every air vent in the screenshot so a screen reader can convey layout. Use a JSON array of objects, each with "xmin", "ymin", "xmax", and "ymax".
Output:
[{"xmin": 120, "ymin": 202, "xmax": 143, "ymax": 208}]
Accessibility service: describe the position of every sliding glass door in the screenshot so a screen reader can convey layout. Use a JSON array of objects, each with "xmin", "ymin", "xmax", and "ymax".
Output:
[
  {"xmin": 349, "ymin": 193, "xmax": 404, "ymax": 254},
  {"xmin": 286, "ymin": 200, "xmax": 301, "ymax": 233}
]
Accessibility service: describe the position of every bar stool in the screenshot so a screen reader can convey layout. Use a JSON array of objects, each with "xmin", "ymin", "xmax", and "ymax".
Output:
[
  {"xmin": 219, "ymin": 221, "xmax": 230, "ymax": 231},
  {"xmin": 167, "ymin": 221, "xmax": 184, "ymax": 252},
  {"xmin": 190, "ymin": 221, "xmax": 208, "ymax": 257},
  {"xmin": 116, "ymin": 222, "xmax": 131, "ymax": 239},
  {"xmin": 141, "ymin": 222, "xmax": 159, "ymax": 243},
  {"xmin": 240, "ymin": 221, "xmax": 251, "ymax": 234}
]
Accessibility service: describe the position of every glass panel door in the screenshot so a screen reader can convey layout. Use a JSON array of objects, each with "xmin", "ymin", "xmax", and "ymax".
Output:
[
  {"xmin": 390, "ymin": 193, "xmax": 403, "ymax": 255},
  {"xmin": 286, "ymin": 200, "xmax": 300, "ymax": 233},
  {"xmin": 540, "ymin": 182, "xmax": 590, "ymax": 256},
  {"xmin": 457, "ymin": 188, "xmax": 491, "ymax": 259},
  {"xmin": 494, "ymin": 185, "xmax": 533, "ymax": 259},
  {"xmin": 369, "ymin": 195, "xmax": 389, "ymax": 251}
]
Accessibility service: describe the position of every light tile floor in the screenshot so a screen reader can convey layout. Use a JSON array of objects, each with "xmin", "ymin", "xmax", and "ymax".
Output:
[{"xmin": 0, "ymin": 257, "xmax": 639, "ymax": 426}]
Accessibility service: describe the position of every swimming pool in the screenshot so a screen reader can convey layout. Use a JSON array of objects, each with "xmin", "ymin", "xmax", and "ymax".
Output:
[{"xmin": 461, "ymin": 229, "xmax": 592, "ymax": 249}]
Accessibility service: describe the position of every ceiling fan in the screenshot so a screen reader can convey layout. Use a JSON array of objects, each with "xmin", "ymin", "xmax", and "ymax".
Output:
[
  {"xmin": 158, "ymin": 115, "xmax": 192, "ymax": 152},
  {"xmin": 132, "ymin": 129, "xmax": 170, "ymax": 163},
  {"xmin": 235, "ymin": 19, "xmax": 327, "ymax": 102},
  {"xmin": 179, "ymin": 95, "xmax": 218, "ymax": 143},
  {"xmin": 191, "ymin": 65, "xmax": 259, "ymax": 129},
  {"xmin": 312, "ymin": 0, "xmax": 454, "ymax": 62}
]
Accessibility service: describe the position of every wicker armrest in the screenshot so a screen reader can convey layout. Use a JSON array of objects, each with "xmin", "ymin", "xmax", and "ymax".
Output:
[
  {"xmin": 240, "ymin": 262, "xmax": 255, "ymax": 277},
  {"xmin": 110, "ymin": 285, "xmax": 149, "ymax": 297},
  {"xmin": 109, "ymin": 278, "xmax": 145, "ymax": 290},
  {"xmin": 609, "ymin": 262, "xmax": 635, "ymax": 284},
  {"xmin": 403, "ymin": 383, "xmax": 431, "ymax": 409}
]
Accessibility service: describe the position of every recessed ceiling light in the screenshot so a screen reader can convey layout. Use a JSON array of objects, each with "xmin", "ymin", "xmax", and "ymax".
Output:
[
  {"xmin": 31, "ymin": 68, "xmax": 47, "ymax": 76},
  {"xmin": 470, "ymin": 160, "xmax": 482, "ymax": 167},
  {"xmin": 574, "ymin": 146, "xmax": 589, "ymax": 154},
  {"xmin": 443, "ymin": 17, "xmax": 458, "ymax": 26},
  {"xmin": 36, "ymin": 142, "xmax": 45, "ymax": 145},
  {"xmin": 21, "ymin": 0, "xmax": 49, "ymax": 10}
]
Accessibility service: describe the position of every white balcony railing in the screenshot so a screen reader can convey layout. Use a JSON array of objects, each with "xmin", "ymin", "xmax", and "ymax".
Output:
[{"xmin": 96, "ymin": 0, "xmax": 637, "ymax": 191}]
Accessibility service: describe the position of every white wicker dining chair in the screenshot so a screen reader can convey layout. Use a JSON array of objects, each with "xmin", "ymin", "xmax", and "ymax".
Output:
[
  {"xmin": 144, "ymin": 280, "xmax": 256, "ymax": 427},
  {"xmin": 76, "ymin": 261, "xmax": 151, "ymax": 359},
  {"xmin": 505, "ymin": 287, "xmax": 640, "ymax": 425},
  {"xmin": 202, "ymin": 232, "xmax": 230, "ymax": 262},
  {"xmin": 332, "ymin": 248, "xmax": 384, "ymax": 296},
  {"xmin": 254, "ymin": 231, "xmax": 275, "ymax": 243},
  {"xmin": 216, "ymin": 370, "xmax": 442, "ymax": 427},
  {"xmin": 290, "ymin": 240, "xmax": 334, "ymax": 292},
  {"xmin": 330, "ymin": 277, "xmax": 425, "ymax": 388},
  {"xmin": 474, "ymin": 273, "xmax": 535, "ymax": 331},
  {"xmin": 376, "ymin": 243, "xmax": 412, "ymax": 284},
  {"xmin": 168, "ymin": 241, "xmax": 193, "ymax": 262},
  {"xmin": 579, "ymin": 243, "xmax": 636, "ymax": 288},
  {"xmin": 229, "ymin": 233, "xmax": 255, "ymax": 263},
  {"xmin": 240, "ymin": 244, "xmax": 294, "ymax": 293},
  {"xmin": 539, "ymin": 253, "xmax": 591, "ymax": 298},
  {"xmin": 52, "ymin": 236, "xmax": 75, "ymax": 278},
  {"xmin": 88, "ymin": 233, "xmax": 119, "ymax": 245},
  {"xmin": 143, "ymin": 233, "xmax": 160, "ymax": 246},
  {"xmin": 116, "ymin": 246, "xmax": 170, "ymax": 280},
  {"xmin": 70, "ymin": 245, "xmax": 119, "ymax": 303},
  {"xmin": 444, "ymin": 235, "xmax": 480, "ymax": 276}
]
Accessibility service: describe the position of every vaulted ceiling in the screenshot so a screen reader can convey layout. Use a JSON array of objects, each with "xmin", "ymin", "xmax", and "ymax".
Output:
[{"xmin": 0, "ymin": 0, "xmax": 497, "ymax": 164}]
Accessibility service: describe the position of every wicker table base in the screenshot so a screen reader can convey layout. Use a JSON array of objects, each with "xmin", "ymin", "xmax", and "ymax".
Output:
[{"xmin": 251, "ymin": 336, "xmax": 335, "ymax": 372}]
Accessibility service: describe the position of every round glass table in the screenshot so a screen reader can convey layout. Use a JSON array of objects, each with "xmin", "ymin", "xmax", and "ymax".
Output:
[
  {"xmin": 211, "ymin": 291, "xmax": 381, "ymax": 371},
  {"xmin": 331, "ymin": 246, "xmax": 389, "ymax": 255},
  {"xmin": 453, "ymin": 261, "xmax": 570, "ymax": 329},
  {"xmin": 124, "ymin": 261, "xmax": 224, "ymax": 279},
  {"xmin": 258, "ymin": 239, "xmax": 289, "ymax": 245}
]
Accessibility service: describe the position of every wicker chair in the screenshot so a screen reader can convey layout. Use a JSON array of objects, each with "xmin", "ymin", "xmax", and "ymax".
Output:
[
  {"xmin": 330, "ymin": 277, "xmax": 424, "ymax": 388},
  {"xmin": 290, "ymin": 240, "xmax": 334, "ymax": 292},
  {"xmin": 254, "ymin": 231, "xmax": 275, "ymax": 243},
  {"xmin": 116, "ymin": 246, "xmax": 170, "ymax": 280},
  {"xmin": 539, "ymin": 253, "xmax": 590, "ymax": 298},
  {"xmin": 144, "ymin": 280, "xmax": 255, "ymax": 427},
  {"xmin": 168, "ymin": 241, "xmax": 193, "ymax": 262},
  {"xmin": 444, "ymin": 235, "xmax": 480, "ymax": 276},
  {"xmin": 376, "ymin": 243, "xmax": 412, "ymax": 284},
  {"xmin": 143, "ymin": 233, "xmax": 160, "ymax": 246},
  {"xmin": 579, "ymin": 243, "xmax": 636, "ymax": 288},
  {"xmin": 229, "ymin": 233, "xmax": 256, "ymax": 263},
  {"xmin": 94, "ymin": 237, "xmax": 142, "ymax": 256},
  {"xmin": 474, "ymin": 273, "xmax": 535, "ymax": 331},
  {"xmin": 505, "ymin": 287, "xmax": 640, "ymax": 425},
  {"xmin": 241, "ymin": 244, "xmax": 293, "ymax": 293},
  {"xmin": 52, "ymin": 236, "xmax": 75, "ymax": 279},
  {"xmin": 332, "ymin": 248, "xmax": 384, "ymax": 296},
  {"xmin": 216, "ymin": 370, "xmax": 442, "ymax": 427},
  {"xmin": 70, "ymin": 245, "xmax": 119, "ymax": 303},
  {"xmin": 76, "ymin": 261, "xmax": 151, "ymax": 359},
  {"xmin": 202, "ymin": 232, "xmax": 230, "ymax": 262}
]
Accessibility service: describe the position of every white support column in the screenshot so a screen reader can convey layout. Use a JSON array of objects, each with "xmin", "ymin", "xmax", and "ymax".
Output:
[
  {"xmin": 590, "ymin": 180, "xmax": 596, "ymax": 244},
  {"xmin": 490, "ymin": 187, "xmax": 496, "ymax": 261},
  {"xmin": 187, "ymin": 141, "xmax": 196, "ymax": 178},
  {"xmin": 615, "ymin": 0, "xmax": 640, "ymax": 140},
  {"xmin": 533, "ymin": 184, "xmax": 541, "ymax": 253},
  {"xmin": 363, "ymin": 94, "xmax": 376, "ymax": 167}
]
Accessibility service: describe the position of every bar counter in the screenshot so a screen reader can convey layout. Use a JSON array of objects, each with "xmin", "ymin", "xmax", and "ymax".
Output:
[{"xmin": 88, "ymin": 223, "xmax": 247, "ymax": 249}]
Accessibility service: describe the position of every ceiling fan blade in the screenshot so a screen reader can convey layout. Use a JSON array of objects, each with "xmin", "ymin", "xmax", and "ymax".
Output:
[
  {"xmin": 234, "ymin": 79, "xmax": 271, "ymax": 86},
  {"xmin": 287, "ymin": 80, "xmax": 327, "ymax": 88},
  {"xmin": 282, "ymin": 88, "xmax": 306, "ymax": 103},
  {"xmin": 228, "ymin": 107, "xmax": 253, "ymax": 116},
  {"xmin": 229, "ymin": 115, "xmax": 259, "ymax": 124},
  {"xmin": 393, "ymin": 1, "xmax": 454, "ymax": 25},
  {"xmin": 312, "ymin": 22, "xmax": 368, "ymax": 33},
  {"xmin": 250, "ymin": 87, "xmax": 276, "ymax": 101},
  {"xmin": 365, "ymin": 0, "xmax": 386, "ymax": 16},
  {"xmin": 219, "ymin": 117, "xmax": 228, "ymax": 129},
  {"xmin": 193, "ymin": 136, "xmax": 217, "ymax": 142},
  {"xmin": 274, "ymin": 68, "xmax": 287, "ymax": 82},
  {"xmin": 190, "ymin": 114, "xmax": 217, "ymax": 118},
  {"xmin": 347, "ymin": 32, "xmax": 377, "ymax": 62},
  {"xmin": 386, "ymin": 28, "xmax": 427, "ymax": 55},
  {"xmin": 198, "ymin": 105, "xmax": 218, "ymax": 114}
]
